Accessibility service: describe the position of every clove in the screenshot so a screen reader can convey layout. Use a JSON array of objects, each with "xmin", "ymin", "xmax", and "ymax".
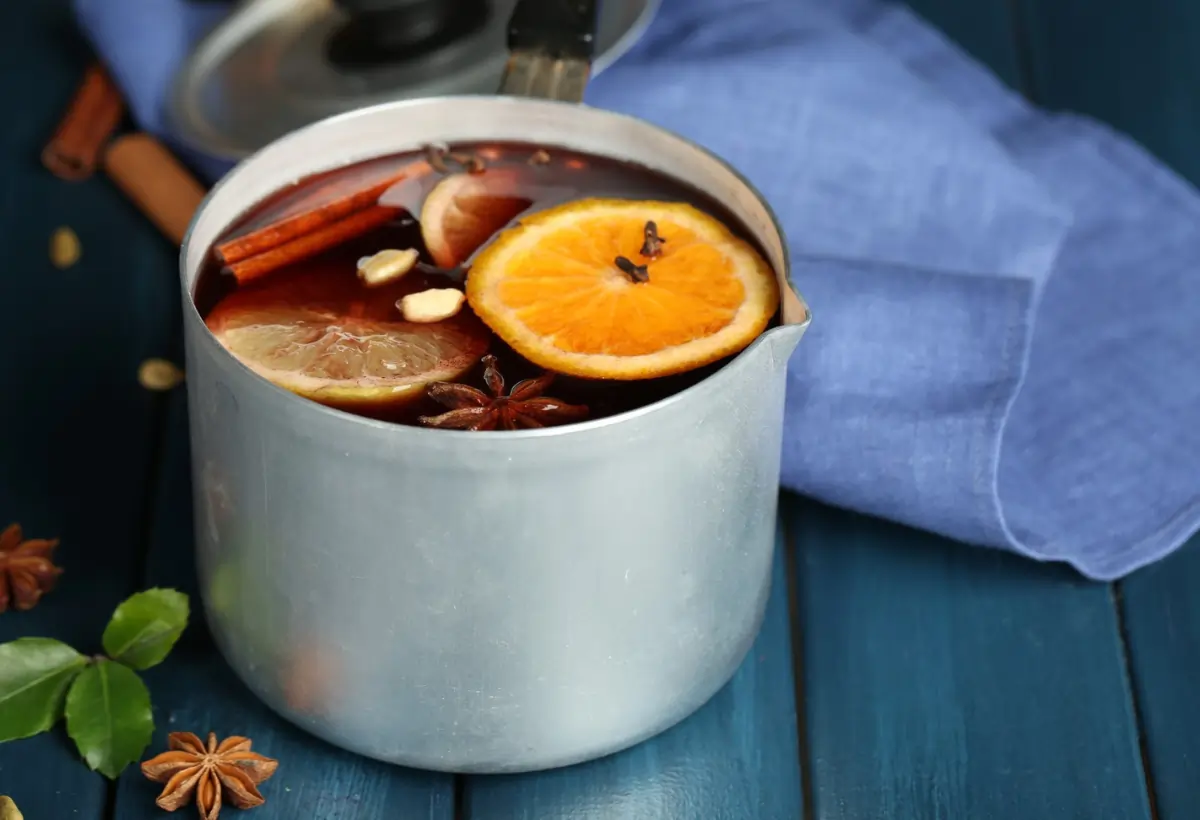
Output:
[
  {"xmin": 640, "ymin": 220, "xmax": 666, "ymax": 258},
  {"xmin": 614, "ymin": 255, "xmax": 650, "ymax": 283},
  {"xmin": 426, "ymin": 143, "xmax": 485, "ymax": 175}
]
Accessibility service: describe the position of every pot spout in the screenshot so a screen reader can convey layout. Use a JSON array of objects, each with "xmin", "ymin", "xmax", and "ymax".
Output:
[
  {"xmin": 759, "ymin": 278, "xmax": 811, "ymax": 364},
  {"xmin": 759, "ymin": 321, "xmax": 809, "ymax": 367}
]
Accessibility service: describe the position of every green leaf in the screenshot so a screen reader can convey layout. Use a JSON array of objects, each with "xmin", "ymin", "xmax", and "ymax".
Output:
[
  {"xmin": 0, "ymin": 638, "xmax": 87, "ymax": 742},
  {"xmin": 64, "ymin": 659, "xmax": 153, "ymax": 779},
  {"xmin": 101, "ymin": 587, "xmax": 189, "ymax": 670}
]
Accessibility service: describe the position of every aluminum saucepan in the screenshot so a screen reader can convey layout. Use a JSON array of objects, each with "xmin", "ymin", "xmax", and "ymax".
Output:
[{"xmin": 181, "ymin": 0, "xmax": 810, "ymax": 773}]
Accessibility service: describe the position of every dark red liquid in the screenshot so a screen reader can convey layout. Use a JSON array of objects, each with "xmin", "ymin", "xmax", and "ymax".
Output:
[{"xmin": 196, "ymin": 142, "xmax": 778, "ymax": 426}]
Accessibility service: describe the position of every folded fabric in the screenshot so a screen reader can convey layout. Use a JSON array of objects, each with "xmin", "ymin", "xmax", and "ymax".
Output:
[
  {"xmin": 835, "ymin": 1, "xmax": 1200, "ymax": 578},
  {"xmin": 73, "ymin": 0, "xmax": 1200, "ymax": 580}
]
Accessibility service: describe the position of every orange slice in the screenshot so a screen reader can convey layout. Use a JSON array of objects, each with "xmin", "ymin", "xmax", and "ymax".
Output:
[
  {"xmin": 465, "ymin": 199, "xmax": 779, "ymax": 380},
  {"xmin": 420, "ymin": 172, "xmax": 533, "ymax": 269},
  {"xmin": 205, "ymin": 262, "xmax": 489, "ymax": 410}
]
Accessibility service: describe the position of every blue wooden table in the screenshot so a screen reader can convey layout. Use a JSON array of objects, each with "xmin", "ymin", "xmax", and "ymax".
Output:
[{"xmin": 3, "ymin": 1, "xmax": 1198, "ymax": 817}]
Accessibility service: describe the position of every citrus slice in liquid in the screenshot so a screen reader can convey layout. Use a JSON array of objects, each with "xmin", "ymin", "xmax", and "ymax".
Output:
[
  {"xmin": 420, "ymin": 171, "xmax": 534, "ymax": 269},
  {"xmin": 465, "ymin": 199, "xmax": 780, "ymax": 380},
  {"xmin": 205, "ymin": 263, "xmax": 489, "ymax": 410}
]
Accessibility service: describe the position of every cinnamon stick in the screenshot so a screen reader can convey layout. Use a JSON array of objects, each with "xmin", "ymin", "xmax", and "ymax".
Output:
[
  {"xmin": 42, "ymin": 62, "xmax": 125, "ymax": 181},
  {"xmin": 224, "ymin": 205, "xmax": 400, "ymax": 284},
  {"xmin": 103, "ymin": 133, "xmax": 207, "ymax": 246},
  {"xmin": 215, "ymin": 171, "xmax": 412, "ymax": 265}
]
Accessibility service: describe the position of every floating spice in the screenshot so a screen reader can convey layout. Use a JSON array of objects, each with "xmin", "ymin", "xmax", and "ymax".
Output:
[
  {"xmin": 357, "ymin": 248, "xmax": 419, "ymax": 287},
  {"xmin": 420, "ymin": 355, "xmax": 589, "ymax": 431},
  {"xmin": 614, "ymin": 255, "xmax": 649, "ymax": 283},
  {"xmin": 398, "ymin": 288, "xmax": 466, "ymax": 323},
  {"xmin": 640, "ymin": 220, "xmax": 666, "ymax": 258},
  {"xmin": 215, "ymin": 162, "xmax": 421, "ymax": 267},
  {"xmin": 426, "ymin": 143, "xmax": 486, "ymax": 175},
  {"xmin": 224, "ymin": 206, "xmax": 399, "ymax": 284}
]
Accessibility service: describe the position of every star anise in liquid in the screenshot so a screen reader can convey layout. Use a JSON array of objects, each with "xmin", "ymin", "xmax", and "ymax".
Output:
[
  {"xmin": 141, "ymin": 731, "xmax": 279, "ymax": 820},
  {"xmin": 0, "ymin": 523, "xmax": 62, "ymax": 613},
  {"xmin": 419, "ymin": 354, "xmax": 589, "ymax": 431}
]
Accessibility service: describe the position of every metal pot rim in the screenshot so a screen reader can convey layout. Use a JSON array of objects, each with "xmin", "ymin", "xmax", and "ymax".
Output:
[{"xmin": 180, "ymin": 94, "xmax": 810, "ymax": 441}]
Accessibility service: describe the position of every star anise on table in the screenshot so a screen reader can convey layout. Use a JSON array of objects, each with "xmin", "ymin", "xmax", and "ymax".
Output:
[
  {"xmin": 419, "ymin": 354, "xmax": 589, "ymax": 431},
  {"xmin": 141, "ymin": 732, "xmax": 279, "ymax": 820},
  {"xmin": 0, "ymin": 522, "xmax": 62, "ymax": 613}
]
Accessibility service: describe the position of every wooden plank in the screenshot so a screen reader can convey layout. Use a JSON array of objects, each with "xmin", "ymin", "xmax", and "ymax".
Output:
[
  {"xmin": 463, "ymin": 518, "xmax": 802, "ymax": 820},
  {"xmin": 1018, "ymin": 0, "xmax": 1200, "ymax": 184},
  {"xmin": 1118, "ymin": 535, "xmax": 1200, "ymax": 820},
  {"xmin": 976, "ymin": 1, "xmax": 1200, "ymax": 809},
  {"xmin": 790, "ymin": 497, "xmax": 1152, "ymax": 820},
  {"xmin": 110, "ymin": 389, "xmax": 457, "ymax": 819},
  {"xmin": 0, "ymin": 0, "xmax": 181, "ymax": 816}
]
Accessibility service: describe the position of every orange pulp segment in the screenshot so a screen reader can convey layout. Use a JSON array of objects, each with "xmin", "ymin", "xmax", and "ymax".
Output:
[
  {"xmin": 465, "ymin": 199, "xmax": 780, "ymax": 380},
  {"xmin": 205, "ymin": 262, "xmax": 489, "ymax": 410}
]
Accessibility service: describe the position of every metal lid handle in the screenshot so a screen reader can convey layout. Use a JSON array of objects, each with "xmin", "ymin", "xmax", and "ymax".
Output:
[{"xmin": 499, "ymin": 0, "xmax": 598, "ymax": 103}]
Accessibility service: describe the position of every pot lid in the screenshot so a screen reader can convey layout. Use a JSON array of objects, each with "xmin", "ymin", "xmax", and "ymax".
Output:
[{"xmin": 169, "ymin": 0, "xmax": 659, "ymax": 163}]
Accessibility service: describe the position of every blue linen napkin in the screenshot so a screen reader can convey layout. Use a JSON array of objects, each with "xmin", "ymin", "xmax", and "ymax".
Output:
[{"xmin": 74, "ymin": 0, "xmax": 1200, "ymax": 580}]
